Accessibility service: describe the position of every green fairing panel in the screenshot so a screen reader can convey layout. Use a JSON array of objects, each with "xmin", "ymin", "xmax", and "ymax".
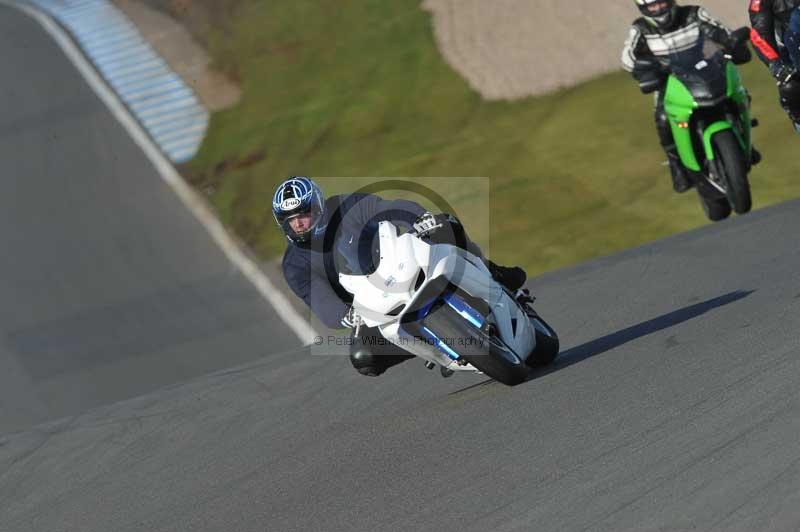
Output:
[
  {"xmin": 663, "ymin": 76, "xmax": 700, "ymax": 171},
  {"xmin": 702, "ymin": 121, "xmax": 733, "ymax": 160}
]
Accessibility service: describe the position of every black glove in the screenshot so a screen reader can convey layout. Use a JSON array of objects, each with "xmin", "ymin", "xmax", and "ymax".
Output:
[
  {"xmin": 636, "ymin": 70, "xmax": 666, "ymax": 94},
  {"xmin": 632, "ymin": 57, "xmax": 667, "ymax": 78},
  {"xmin": 770, "ymin": 60, "xmax": 797, "ymax": 85},
  {"xmin": 632, "ymin": 58, "xmax": 667, "ymax": 94}
]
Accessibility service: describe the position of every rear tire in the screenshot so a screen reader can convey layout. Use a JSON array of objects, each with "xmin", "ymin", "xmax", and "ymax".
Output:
[
  {"xmin": 713, "ymin": 130, "xmax": 751, "ymax": 214},
  {"xmin": 422, "ymin": 304, "xmax": 528, "ymax": 386},
  {"xmin": 526, "ymin": 315, "xmax": 560, "ymax": 367}
]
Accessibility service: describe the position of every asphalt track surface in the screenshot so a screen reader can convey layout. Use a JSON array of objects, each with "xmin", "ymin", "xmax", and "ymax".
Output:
[
  {"xmin": 0, "ymin": 6, "xmax": 300, "ymax": 436},
  {"xmin": 4, "ymin": 6, "xmax": 800, "ymax": 532}
]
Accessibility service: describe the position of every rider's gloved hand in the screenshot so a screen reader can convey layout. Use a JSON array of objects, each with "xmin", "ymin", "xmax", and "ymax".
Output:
[
  {"xmin": 412, "ymin": 212, "xmax": 444, "ymax": 237},
  {"xmin": 769, "ymin": 60, "xmax": 797, "ymax": 85},
  {"xmin": 341, "ymin": 306, "xmax": 359, "ymax": 329}
]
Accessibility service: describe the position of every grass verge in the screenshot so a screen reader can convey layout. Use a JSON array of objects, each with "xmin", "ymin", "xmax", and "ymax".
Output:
[{"xmin": 174, "ymin": 0, "xmax": 800, "ymax": 276}]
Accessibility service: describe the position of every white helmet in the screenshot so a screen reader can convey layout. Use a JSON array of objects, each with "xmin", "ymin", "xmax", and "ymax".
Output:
[{"xmin": 634, "ymin": 0, "xmax": 678, "ymax": 30}]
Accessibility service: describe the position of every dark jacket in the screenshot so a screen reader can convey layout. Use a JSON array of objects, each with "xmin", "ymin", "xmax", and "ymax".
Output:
[
  {"xmin": 282, "ymin": 193, "xmax": 426, "ymax": 329},
  {"xmin": 749, "ymin": 0, "xmax": 800, "ymax": 64},
  {"xmin": 622, "ymin": 5, "xmax": 731, "ymax": 73}
]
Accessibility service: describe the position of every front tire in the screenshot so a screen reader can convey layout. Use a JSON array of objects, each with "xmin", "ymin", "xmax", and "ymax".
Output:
[
  {"xmin": 422, "ymin": 304, "xmax": 528, "ymax": 386},
  {"xmin": 713, "ymin": 130, "xmax": 751, "ymax": 214}
]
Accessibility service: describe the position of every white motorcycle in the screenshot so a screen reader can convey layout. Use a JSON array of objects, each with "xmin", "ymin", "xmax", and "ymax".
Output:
[{"xmin": 337, "ymin": 221, "xmax": 559, "ymax": 386}]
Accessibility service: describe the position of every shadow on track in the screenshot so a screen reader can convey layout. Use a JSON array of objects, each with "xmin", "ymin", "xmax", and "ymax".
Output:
[{"xmin": 451, "ymin": 289, "xmax": 754, "ymax": 394}]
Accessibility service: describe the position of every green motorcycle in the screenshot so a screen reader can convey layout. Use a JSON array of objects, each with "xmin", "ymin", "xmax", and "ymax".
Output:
[{"xmin": 636, "ymin": 29, "xmax": 756, "ymax": 222}]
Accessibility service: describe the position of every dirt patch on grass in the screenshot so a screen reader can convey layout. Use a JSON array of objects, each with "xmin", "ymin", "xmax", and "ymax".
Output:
[
  {"xmin": 113, "ymin": 0, "xmax": 241, "ymax": 111},
  {"xmin": 182, "ymin": 147, "xmax": 266, "ymax": 194},
  {"xmin": 422, "ymin": 0, "xmax": 748, "ymax": 100}
]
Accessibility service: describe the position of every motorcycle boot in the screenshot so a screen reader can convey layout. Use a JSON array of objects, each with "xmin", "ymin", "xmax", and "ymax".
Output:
[
  {"xmin": 666, "ymin": 146, "xmax": 692, "ymax": 193},
  {"xmin": 515, "ymin": 288, "xmax": 536, "ymax": 316},
  {"xmin": 751, "ymin": 146, "xmax": 762, "ymax": 166},
  {"xmin": 778, "ymin": 77, "xmax": 800, "ymax": 136}
]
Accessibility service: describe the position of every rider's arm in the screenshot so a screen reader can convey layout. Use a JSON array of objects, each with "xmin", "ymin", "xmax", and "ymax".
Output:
[
  {"xmin": 749, "ymin": 0, "xmax": 781, "ymax": 64},
  {"xmin": 621, "ymin": 24, "xmax": 650, "ymax": 73},
  {"xmin": 622, "ymin": 22, "xmax": 666, "ymax": 92},
  {"xmin": 283, "ymin": 251, "xmax": 351, "ymax": 330},
  {"xmin": 696, "ymin": 7, "xmax": 753, "ymax": 63},
  {"xmin": 695, "ymin": 7, "xmax": 732, "ymax": 45}
]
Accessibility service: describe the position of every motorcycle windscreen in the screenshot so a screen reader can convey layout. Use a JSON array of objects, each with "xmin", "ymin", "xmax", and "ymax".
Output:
[
  {"xmin": 667, "ymin": 35, "xmax": 727, "ymax": 104},
  {"xmin": 334, "ymin": 222, "xmax": 381, "ymax": 276}
]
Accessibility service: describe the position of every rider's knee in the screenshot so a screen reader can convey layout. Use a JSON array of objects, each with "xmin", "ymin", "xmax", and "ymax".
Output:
[
  {"xmin": 349, "ymin": 343, "xmax": 384, "ymax": 377},
  {"xmin": 790, "ymin": 7, "xmax": 800, "ymax": 33},
  {"xmin": 349, "ymin": 330, "xmax": 414, "ymax": 377},
  {"xmin": 779, "ymin": 79, "xmax": 800, "ymax": 122}
]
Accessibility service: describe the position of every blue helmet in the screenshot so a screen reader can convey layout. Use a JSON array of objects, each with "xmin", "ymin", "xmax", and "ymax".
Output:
[{"xmin": 272, "ymin": 176, "xmax": 326, "ymax": 244}]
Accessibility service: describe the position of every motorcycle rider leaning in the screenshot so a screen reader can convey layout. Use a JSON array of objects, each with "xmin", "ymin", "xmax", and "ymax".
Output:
[
  {"xmin": 622, "ymin": 0, "xmax": 744, "ymax": 193},
  {"xmin": 749, "ymin": 0, "xmax": 800, "ymax": 134},
  {"xmin": 273, "ymin": 176, "xmax": 528, "ymax": 377}
]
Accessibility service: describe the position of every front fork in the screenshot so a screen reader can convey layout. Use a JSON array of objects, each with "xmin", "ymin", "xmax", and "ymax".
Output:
[{"xmin": 669, "ymin": 104, "xmax": 751, "ymax": 184}]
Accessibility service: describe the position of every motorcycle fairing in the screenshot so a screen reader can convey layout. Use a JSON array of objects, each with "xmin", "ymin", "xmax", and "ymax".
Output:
[{"xmin": 339, "ymin": 221, "xmax": 536, "ymax": 368}]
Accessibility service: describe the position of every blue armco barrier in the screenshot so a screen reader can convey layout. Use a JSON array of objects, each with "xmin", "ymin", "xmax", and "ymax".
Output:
[{"xmin": 27, "ymin": 0, "xmax": 209, "ymax": 164}]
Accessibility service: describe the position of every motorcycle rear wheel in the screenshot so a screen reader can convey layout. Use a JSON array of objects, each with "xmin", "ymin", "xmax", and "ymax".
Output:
[{"xmin": 526, "ymin": 314, "xmax": 560, "ymax": 367}]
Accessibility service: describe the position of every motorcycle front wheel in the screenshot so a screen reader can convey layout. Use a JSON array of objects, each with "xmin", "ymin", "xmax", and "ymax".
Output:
[
  {"xmin": 713, "ymin": 130, "xmax": 752, "ymax": 214},
  {"xmin": 422, "ymin": 303, "xmax": 529, "ymax": 386}
]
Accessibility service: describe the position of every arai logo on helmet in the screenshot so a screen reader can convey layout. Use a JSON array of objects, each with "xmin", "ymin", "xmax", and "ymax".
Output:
[{"xmin": 281, "ymin": 198, "xmax": 302, "ymax": 211}]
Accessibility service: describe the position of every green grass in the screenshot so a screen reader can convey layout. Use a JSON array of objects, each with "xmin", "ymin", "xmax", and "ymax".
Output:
[{"xmin": 183, "ymin": 0, "xmax": 800, "ymax": 276}]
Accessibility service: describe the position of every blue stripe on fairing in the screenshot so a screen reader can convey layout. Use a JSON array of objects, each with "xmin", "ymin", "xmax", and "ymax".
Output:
[
  {"xmin": 421, "ymin": 326, "xmax": 460, "ymax": 360},
  {"xmin": 443, "ymin": 293, "xmax": 484, "ymax": 329}
]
